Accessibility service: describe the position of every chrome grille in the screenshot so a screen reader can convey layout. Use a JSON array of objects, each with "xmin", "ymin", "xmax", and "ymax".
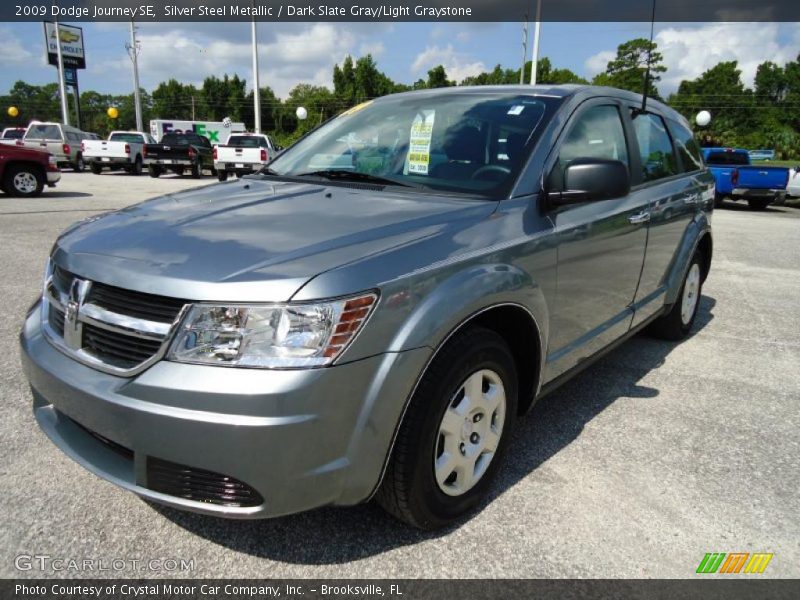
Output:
[{"xmin": 42, "ymin": 264, "xmax": 188, "ymax": 376}]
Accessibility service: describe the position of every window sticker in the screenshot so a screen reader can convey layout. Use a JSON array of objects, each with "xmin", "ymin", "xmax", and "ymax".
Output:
[
  {"xmin": 507, "ymin": 105, "xmax": 525, "ymax": 116},
  {"xmin": 407, "ymin": 110, "xmax": 436, "ymax": 175}
]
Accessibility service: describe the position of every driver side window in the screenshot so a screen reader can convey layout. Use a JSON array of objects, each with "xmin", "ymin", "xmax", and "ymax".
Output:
[{"xmin": 549, "ymin": 105, "xmax": 628, "ymax": 192}]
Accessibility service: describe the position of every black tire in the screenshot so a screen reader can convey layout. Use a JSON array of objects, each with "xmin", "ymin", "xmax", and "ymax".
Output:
[
  {"xmin": 190, "ymin": 163, "xmax": 201, "ymax": 178},
  {"xmin": 713, "ymin": 193, "xmax": 724, "ymax": 208},
  {"xmin": 2, "ymin": 164, "xmax": 45, "ymax": 197},
  {"xmin": 748, "ymin": 198, "xmax": 770, "ymax": 211},
  {"xmin": 131, "ymin": 156, "xmax": 143, "ymax": 176},
  {"xmin": 376, "ymin": 326, "xmax": 518, "ymax": 529},
  {"xmin": 217, "ymin": 170, "xmax": 229, "ymax": 182},
  {"xmin": 73, "ymin": 154, "xmax": 85, "ymax": 172},
  {"xmin": 90, "ymin": 163, "xmax": 103, "ymax": 175},
  {"xmin": 647, "ymin": 251, "xmax": 704, "ymax": 341},
  {"xmin": 148, "ymin": 165, "xmax": 162, "ymax": 178}
]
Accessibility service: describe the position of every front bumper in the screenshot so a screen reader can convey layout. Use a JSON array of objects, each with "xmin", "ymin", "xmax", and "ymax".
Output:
[
  {"xmin": 20, "ymin": 304, "xmax": 430, "ymax": 518},
  {"xmin": 46, "ymin": 171, "xmax": 61, "ymax": 185}
]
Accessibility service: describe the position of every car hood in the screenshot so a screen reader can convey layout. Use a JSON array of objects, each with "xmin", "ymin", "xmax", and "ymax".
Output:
[{"xmin": 52, "ymin": 178, "xmax": 495, "ymax": 302}]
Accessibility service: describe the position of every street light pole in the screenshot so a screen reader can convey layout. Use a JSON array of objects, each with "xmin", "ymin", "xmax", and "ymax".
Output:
[
  {"xmin": 520, "ymin": 15, "xmax": 528, "ymax": 85},
  {"xmin": 251, "ymin": 3, "xmax": 261, "ymax": 133},
  {"xmin": 529, "ymin": 0, "xmax": 542, "ymax": 85},
  {"xmin": 127, "ymin": 20, "xmax": 144, "ymax": 132},
  {"xmin": 53, "ymin": 17, "xmax": 70, "ymax": 125}
]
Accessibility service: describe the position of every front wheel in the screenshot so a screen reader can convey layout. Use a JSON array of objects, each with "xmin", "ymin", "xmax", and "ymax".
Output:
[
  {"xmin": 2, "ymin": 164, "xmax": 45, "ymax": 197},
  {"xmin": 648, "ymin": 252, "xmax": 703, "ymax": 341},
  {"xmin": 376, "ymin": 326, "xmax": 517, "ymax": 529}
]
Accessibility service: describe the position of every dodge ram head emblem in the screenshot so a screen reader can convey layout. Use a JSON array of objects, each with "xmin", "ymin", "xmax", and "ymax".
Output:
[{"xmin": 62, "ymin": 278, "xmax": 91, "ymax": 349}]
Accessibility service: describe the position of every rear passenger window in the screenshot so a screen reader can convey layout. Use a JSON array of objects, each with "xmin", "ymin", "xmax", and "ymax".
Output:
[
  {"xmin": 550, "ymin": 105, "xmax": 629, "ymax": 191},
  {"xmin": 669, "ymin": 120, "xmax": 704, "ymax": 172},
  {"xmin": 631, "ymin": 112, "xmax": 678, "ymax": 182}
]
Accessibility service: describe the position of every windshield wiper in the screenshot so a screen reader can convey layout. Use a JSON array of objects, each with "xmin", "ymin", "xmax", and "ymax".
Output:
[{"xmin": 294, "ymin": 169, "xmax": 422, "ymax": 189}]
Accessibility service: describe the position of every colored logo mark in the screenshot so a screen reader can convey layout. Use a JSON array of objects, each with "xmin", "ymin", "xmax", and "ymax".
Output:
[{"xmin": 696, "ymin": 553, "xmax": 773, "ymax": 574}]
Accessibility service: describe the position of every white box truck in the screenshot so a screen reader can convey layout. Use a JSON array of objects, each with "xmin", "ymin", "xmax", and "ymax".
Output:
[{"xmin": 149, "ymin": 119, "xmax": 246, "ymax": 145}]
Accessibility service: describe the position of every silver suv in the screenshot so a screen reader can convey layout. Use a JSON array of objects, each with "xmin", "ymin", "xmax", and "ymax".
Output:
[
  {"xmin": 20, "ymin": 86, "xmax": 714, "ymax": 529},
  {"xmin": 22, "ymin": 122, "xmax": 91, "ymax": 171}
]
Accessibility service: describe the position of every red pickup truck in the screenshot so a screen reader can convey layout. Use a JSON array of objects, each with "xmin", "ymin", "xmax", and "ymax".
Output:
[{"xmin": 0, "ymin": 144, "xmax": 61, "ymax": 197}]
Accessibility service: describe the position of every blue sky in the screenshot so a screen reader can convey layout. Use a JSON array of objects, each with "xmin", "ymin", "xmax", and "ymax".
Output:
[{"xmin": 1, "ymin": 21, "xmax": 798, "ymax": 98}]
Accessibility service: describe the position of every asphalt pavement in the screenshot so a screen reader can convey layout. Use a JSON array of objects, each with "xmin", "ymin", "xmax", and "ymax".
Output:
[{"xmin": 1, "ymin": 173, "xmax": 798, "ymax": 578}]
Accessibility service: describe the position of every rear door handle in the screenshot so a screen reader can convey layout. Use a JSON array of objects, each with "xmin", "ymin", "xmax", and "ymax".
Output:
[{"xmin": 629, "ymin": 212, "xmax": 651, "ymax": 224}]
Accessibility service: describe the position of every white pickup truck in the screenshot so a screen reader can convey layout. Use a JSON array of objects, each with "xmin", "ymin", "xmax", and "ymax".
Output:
[
  {"xmin": 82, "ymin": 131, "xmax": 156, "ymax": 175},
  {"xmin": 213, "ymin": 133, "xmax": 279, "ymax": 181}
]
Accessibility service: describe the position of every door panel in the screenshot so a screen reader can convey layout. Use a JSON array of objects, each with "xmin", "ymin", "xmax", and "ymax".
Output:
[{"xmin": 543, "ymin": 103, "xmax": 649, "ymax": 382}]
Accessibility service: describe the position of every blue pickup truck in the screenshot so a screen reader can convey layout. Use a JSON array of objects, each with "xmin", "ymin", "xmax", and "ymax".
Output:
[{"xmin": 702, "ymin": 148, "xmax": 789, "ymax": 210}]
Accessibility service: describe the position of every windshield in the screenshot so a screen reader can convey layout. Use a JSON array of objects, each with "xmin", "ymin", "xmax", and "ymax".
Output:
[
  {"xmin": 706, "ymin": 151, "xmax": 749, "ymax": 166},
  {"xmin": 25, "ymin": 124, "xmax": 62, "ymax": 141},
  {"xmin": 109, "ymin": 133, "xmax": 146, "ymax": 143},
  {"xmin": 268, "ymin": 92, "xmax": 558, "ymax": 197}
]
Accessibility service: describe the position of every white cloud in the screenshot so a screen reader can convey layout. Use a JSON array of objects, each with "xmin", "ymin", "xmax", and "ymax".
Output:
[
  {"xmin": 584, "ymin": 23, "xmax": 798, "ymax": 96},
  {"xmin": 411, "ymin": 44, "xmax": 486, "ymax": 83},
  {"xmin": 358, "ymin": 41, "xmax": 386, "ymax": 58},
  {"xmin": 0, "ymin": 27, "xmax": 34, "ymax": 64},
  {"xmin": 584, "ymin": 50, "xmax": 615, "ymax": 77}
]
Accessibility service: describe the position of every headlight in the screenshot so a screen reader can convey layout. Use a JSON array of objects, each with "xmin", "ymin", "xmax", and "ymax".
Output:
[{"xmin": 167, "ymin": 293, "xmax": 377, "ymax": 369}]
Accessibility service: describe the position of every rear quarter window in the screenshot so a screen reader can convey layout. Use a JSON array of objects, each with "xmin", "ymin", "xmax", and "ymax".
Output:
[{"xmin": 668, "ymin": 119, "xmax": 704, "ymax": 172}]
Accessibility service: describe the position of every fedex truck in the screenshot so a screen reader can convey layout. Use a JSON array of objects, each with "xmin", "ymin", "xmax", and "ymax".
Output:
[{"xmin": 149, "ymin": 119, "xmax": 246, "ymax": 144}]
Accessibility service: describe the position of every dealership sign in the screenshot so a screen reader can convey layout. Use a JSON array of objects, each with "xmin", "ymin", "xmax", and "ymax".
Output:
[{"xmin": 43, "ymin": 22, "xmax": 86, "ymax": 69}]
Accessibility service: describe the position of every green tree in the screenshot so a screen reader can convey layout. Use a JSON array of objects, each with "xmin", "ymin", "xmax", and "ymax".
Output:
[
  {"xmin": 426, "ymin": 65, "xmax": 453, "ymax": 88},
  {"xmin": 152, "ymin": 79, "xmax": 197, "ymax": 120},
  {"xmin": 593, "ymin": 38, "xmax": 666, "ymax": 97}
]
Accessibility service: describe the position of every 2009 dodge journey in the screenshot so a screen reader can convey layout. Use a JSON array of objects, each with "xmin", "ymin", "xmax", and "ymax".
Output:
[{"xmin": 20, "ymin": 85, "xmax": 714, "ymax": 529}]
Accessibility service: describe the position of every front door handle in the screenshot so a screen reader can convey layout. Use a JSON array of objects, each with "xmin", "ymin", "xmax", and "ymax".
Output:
[{"xmin": 629, "ymin": 212, "xmax": 651, "ymax": 225}]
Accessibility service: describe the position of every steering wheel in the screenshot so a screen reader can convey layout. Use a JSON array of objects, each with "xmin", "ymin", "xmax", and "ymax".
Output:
[{"xmin": 471, "ymin": 165, "xmax": 511, "ymax": 181}]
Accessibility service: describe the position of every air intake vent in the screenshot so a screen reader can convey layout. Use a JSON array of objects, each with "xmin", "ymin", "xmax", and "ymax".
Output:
[{"xmin": 147, "ymin": 457, "xmax": 264, "ymax": 507}]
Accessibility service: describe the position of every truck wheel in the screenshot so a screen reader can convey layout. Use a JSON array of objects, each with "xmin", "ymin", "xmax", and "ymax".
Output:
[
  {"xmin": 73, "ymin": 154, "xmax": 85, "ymax": 172},
  {"xmin": 131, "ymin": 156, "xmax": 143, "ymax": 176},
  {"xmin": 747, "ymin": 199, "xmax": 770, "ymax": 211},
  {"xmin": 713, "ymin": 193, "xmax": 724, "ymax": 208},
  {"xmin": 217, "ymin": 170, "xmax": 228, "ymax": 182},
  {"xmin": 648, "ymin": 251, "xmax": 703, "ymax": 341},
  {"xmin": 90, "ymin": 163, "xmax": 103, "ymax": 175},
  {"xmin": 376, "ymin": 326, "xmax": 517, "ymax": 530},
  {"xmin": 3, "ymin": 164, "xmax": 45, "ymax": 197},
  {"xmin": 148, "ymin": 165, "xmax": 162, "ymax": 178},
  {"xmin": 190, "ymin": 163, "xmax": 201, "ymax": 178}
]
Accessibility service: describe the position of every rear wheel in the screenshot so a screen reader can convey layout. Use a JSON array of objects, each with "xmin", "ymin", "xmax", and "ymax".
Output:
[
  {"xmin": 90, "ymin": 163, "xmax": 103, "ymax": 175},
  {"xmin": 713, "ymin": 193, "xmax": 724, "ymax": 208},
  {"xmin": 131, "ymin": 156, "xmax": 143, "ymax": 176},
  {"xmin": 648, "ymin": 251, "xmax": 703, "ymax": 341},
  {"xmin": 73, "ymin": 154, "xmax": 85, "ymax": 172},
  {"xmin": 148, "ymin": 165, "xmax": 162, "ymax": 178},
  {"xmin": 748, "ymin": 198, "xmax": 770, "ymax": 210},
  {"xmin": 376, "ymin": 326, "xmax": 517, "ymax": 529},
  {"xmin": 218, "ymin": 170, "xmax": 228, "ymax": 182},
  {"xmin": 190, "ymin": 163, "xmax": 201, "ymax": 178},
  {"xmin": 3, "ymin": 164, "xmax": 45, "ymax": 197}
]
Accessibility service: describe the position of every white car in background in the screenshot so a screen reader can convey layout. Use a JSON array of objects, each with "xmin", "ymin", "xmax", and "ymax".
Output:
[{"xmin": 787, "ymin": 167, "xmax": 800, "ymax": 198}]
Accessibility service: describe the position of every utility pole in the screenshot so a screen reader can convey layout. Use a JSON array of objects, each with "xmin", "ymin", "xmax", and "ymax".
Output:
[
  {"xmin": 126, "ymin": 20, "xmax": 144, "ymax": 132},
  {"xmin": 251, "ymin": 3, "xmax": 261, "ymax": 133},
  {"xmin": 191, "ymin": 96, "xmax": 196, "ymax": 121},
  {"xmin": 530, "ymin": 0, "xmax": 542, "ymax": 85},
  {"xmin": 520, "ymin": 15, "xmax": 529, "ymax": 85},
  {"xmin": 53, "ymin": 17, "xmax": 70, "ymax": 125}
]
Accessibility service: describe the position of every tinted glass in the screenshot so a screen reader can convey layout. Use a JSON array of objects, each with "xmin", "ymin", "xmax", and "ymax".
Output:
[
  {"xmin": 110, "ymin": 133, "xmax": 147, "ymax": 143},
  {"xmin": 269, "ymin": 93, "xmax": 558, "ymax": 197},
  {"xmin": 3, "ymin": 129, "xmax": 24, "ymax": 139},
  {"xmin": 550, "ymin": 105, "xmax": 629, "ymax": 191},
  {"xmin": 228, "ymin": 136, "xmax": 267, "ymax": 148},
  {"xmin": 631, "ymin": 112, "xmax": 678, "ymax": 182},
  {"xmin": 705, "ymin": 151, "xmax": 749, "ymax": 166},
  {"xmin": 669, "ymin": 120, "xmax": 704, "ymax": 172},
  {"xmin": 26, "ymin": 125, "xmax": 62, "ymax": 140}
]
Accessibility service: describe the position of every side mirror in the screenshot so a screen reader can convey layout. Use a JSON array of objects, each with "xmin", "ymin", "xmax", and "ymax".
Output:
[{"xmin": 548, "ymin": 158, "xmax": 630, "ymax": 206}]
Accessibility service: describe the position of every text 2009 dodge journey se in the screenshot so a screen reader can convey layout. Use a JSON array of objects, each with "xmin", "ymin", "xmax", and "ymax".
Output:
[{"xmin": 20, "ymin": 86, "xmax": 714, "ymax": 529}]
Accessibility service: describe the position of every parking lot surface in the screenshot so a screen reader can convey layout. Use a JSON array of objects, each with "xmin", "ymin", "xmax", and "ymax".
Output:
[{"xmin": 1, "ymin": 173, "xmax": 798, "ymax": 578}]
